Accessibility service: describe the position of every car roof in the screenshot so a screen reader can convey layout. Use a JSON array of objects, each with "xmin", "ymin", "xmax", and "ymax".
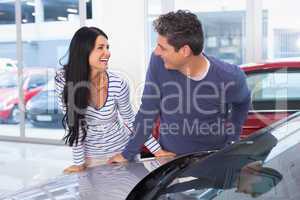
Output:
[{"xmin": 241, "ymin": 59, "xmax": 300, "ymax": 72}]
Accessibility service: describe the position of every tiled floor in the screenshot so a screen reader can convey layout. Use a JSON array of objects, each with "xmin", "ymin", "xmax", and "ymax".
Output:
[{"xmin": 0, "ymin": 141, "xmax": 72, "ymax": 197}]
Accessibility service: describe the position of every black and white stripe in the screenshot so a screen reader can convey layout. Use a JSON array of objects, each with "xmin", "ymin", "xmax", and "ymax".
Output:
[{"xmin": 55, "ymin": 69, "xmax": 161, "ymax": 165}]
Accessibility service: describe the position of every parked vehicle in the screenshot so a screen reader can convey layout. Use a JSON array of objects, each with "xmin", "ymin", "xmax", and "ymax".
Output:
[
  {"xmin": 26, "ymin": 80, "xmax": 63, "ymax": 128},
  {"xmin": 2, "ymin": 111, "xmax": 300, "ymax": 200},
  {"xmin": 0, "ymin": 68, "xmax": 54, "ymax": 124},
  {"xmin": 241, "ymin": 59, "xmax": 300, "ymax": 136},
  {"xmin": 0, "ymin": 58, "xmax": 17, "ymax": 72}
]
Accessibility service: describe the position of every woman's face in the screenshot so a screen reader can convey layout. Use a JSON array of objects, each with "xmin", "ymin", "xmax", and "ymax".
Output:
[{"xmin": 89, "ymin": 35, "xmax": 110, "ymax": 72}]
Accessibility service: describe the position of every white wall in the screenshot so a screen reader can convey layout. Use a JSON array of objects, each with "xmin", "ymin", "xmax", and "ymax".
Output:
[{"xmin": 88, "ymin": 0, "xmax": 147, "ymax": 109}]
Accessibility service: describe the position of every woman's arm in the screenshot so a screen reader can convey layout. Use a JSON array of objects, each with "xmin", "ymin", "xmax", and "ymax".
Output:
[
  {"xmin": 55, "ymin": 70, "xmax": 86, "ymax": 168},
  {"xmin": 54, "ymin": 70, "xmax": 67, "ymax": 114}
]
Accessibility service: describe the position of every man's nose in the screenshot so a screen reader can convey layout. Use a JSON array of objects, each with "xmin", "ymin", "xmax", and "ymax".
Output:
[{"xmin": 104, "ymin": 48, "xmax": 110, "ymax": 56}]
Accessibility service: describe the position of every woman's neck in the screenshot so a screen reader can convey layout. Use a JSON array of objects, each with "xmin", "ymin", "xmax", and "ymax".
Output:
[{"xmin": 90, "ymin": 70, "xmax": 106, "ymax": 83}]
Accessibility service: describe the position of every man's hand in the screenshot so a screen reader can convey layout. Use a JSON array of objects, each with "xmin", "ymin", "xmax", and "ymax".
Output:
[
  {"xmin": 63, "ymin": 164, "xmax": 86, "ymax": 174},
  {"xmin": 154, "ymin": 149, "xmax": 176, "ymax": 158},
  {"xmin": 107, "ymin": 153, "xmax": 128, "ymax": 164}
]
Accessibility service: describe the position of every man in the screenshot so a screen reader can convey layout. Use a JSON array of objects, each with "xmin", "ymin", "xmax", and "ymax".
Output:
[{"xmin": 108, "ymin": 10, "xmax": 251, "ymax": 163}]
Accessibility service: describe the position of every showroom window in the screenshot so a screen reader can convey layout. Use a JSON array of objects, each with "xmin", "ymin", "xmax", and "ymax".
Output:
[
  {"xmin": 0, "ymin": 0, "xmax": 92, "ymax": 24},
  {"xmin": 263, "ymin": 0, "xmax": 300, "ymax": 59},
  {"xmin": 0, "ymin": 1, "xmax": 35, "ymax": 24},
  {"xmin": 147, "ymin": 0, "xmax": 247, "ymax": 65},
  {"xmin": 0, "ymin": 0, "xmax": 88, "ymax": 143},
  {"xmin": 43, "ymin": 0, "xmax": 92, "ymax": 22}
]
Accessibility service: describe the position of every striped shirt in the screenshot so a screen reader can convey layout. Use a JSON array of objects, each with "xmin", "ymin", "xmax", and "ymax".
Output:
[{"xmin": 55, "ymin": 69, "xmax": 161, "ymax": 165}]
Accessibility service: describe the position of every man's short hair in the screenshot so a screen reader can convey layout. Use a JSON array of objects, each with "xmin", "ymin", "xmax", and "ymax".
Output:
[{"xmin": 153, "ymin": 10, "xmax": 204, "ymax": 55}]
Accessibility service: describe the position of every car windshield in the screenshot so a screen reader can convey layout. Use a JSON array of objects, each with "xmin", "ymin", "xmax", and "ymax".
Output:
[
  {"xmin": 0, "ymin": 74, "xmax": 17, "ymax": 88},
  {"xmin": 129, "ymin": 113, "xmax": 300, "ymax": 200}
]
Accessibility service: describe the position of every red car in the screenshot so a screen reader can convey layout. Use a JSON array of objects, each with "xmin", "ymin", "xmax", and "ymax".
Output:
[
  {"xmin": 0, "ymin": 68, "xmax": 54, "ymax": 124},
  {"xmin": 241, "ymin": 59, "xmax": 300, "ymax": 137}
]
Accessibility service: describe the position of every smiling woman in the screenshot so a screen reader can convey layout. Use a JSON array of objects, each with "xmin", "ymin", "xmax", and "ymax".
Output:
[{"xmin": 55, "ymin": 26, "xmax": 161, "ymax": 173}]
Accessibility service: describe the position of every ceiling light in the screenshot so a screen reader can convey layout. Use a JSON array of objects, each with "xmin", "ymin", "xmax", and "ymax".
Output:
[
  {"xmin": 22, "ymin": 19, "xmax": 28, "ymax": 23},
  {"xmin": 57, "ymin": 16, "xmax": 67, "ymax": 21},
  {"xmin": 66, "ymin": 8, "xmax": 78, "ymax": 14},
  {"xmin": 32, "ymin": 12, "xmax": 36, "ymax": 16},
  {"xmin": 26, "ymin": 2, "xmax": 35, "ymax": 7}
]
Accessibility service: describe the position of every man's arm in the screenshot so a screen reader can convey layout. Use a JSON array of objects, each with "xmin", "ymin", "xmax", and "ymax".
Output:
[
  {"xmin": 121, "ymin": 54, "xmax": 162, "ymax": 161},
  {"xmin": 116, "ymin": 78, "xmax": 162, "ymax": 154},
  {"xmin": 227, "ymin": 68, "xmax": 251, "ymax": 141}
]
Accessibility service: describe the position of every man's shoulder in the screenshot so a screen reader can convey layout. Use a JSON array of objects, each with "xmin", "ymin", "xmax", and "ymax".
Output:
[
  {"xmin": 149, "ymin": 53, "xmax": 168, "ymax": 72},
  {"xmin": 207, "ymin": 56, "xmax": 244, "ymax": 81}
]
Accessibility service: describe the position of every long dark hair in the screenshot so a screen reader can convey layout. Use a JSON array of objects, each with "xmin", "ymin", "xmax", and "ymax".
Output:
[{"xmin": 62, "ymin": 26, "xmax": 108, "ymax": 146}]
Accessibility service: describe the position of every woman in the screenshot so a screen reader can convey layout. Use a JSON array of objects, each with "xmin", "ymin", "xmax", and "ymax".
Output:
[{"xmin": 55, "ymin": 27, "xmax": 160, "ymax": 173}]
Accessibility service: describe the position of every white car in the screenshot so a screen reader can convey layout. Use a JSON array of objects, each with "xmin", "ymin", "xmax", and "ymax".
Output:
[{"xmin": 0, "ymin": 58, "xmax": 17, "ymax": 72}]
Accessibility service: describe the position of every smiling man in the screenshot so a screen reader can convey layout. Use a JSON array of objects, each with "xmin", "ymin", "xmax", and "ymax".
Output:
[{"xmin": 109, "ymin": 10, "xmax": 251, "ymax": 163}]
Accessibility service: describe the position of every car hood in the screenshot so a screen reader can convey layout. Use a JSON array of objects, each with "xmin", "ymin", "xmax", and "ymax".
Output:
[
  {"xmin": 0, "ymin": 158, "xmax": 174, "ymax": 200},
  {"xmin": 3, "ymin": 112, "xmax": 299, "ymax": 200},
  {"xmin": 1, "ymin": 129, "xmax": 277, "ymax": 200},
  {"xmin": 1, "ymin": 130, "xmax": 280, "ymax": 200}
]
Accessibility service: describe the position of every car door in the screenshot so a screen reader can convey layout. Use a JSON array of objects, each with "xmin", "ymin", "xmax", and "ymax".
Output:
[
  {"xmin": 243, "ymin": 67, "xmax": 300, "ymax": 137},
  {"xmin": 24, "ymin": 74, "xmax": 48, "ymax": 103}
]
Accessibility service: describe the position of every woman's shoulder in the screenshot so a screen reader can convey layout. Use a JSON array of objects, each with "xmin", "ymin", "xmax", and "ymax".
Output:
[{"xmin": 107, "ymin": 70, "xmax": 127, "ymax": 85}]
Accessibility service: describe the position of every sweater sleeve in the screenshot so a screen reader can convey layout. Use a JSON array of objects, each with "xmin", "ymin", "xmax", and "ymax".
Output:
[
  {"xmin": 116, "ymin": 78, "xmax": 161, "ymax": 155},
  {"xmin": 55, "ymin": 70, "xmax": 85, "ymax": 166},
  {"xmin": 226, "ymin": 67, "xmax": 251, "ymax": 141},
  {"xmin": 54, "ymin": 70, "xmax": 66, "ymax": 114},
  {"xmin": 122, "ymin": 54, "xmax": 162, "ymax": 160},
  {"xmin": 72, "ymin": 130, "xmax": 86, "ymax": 166}
]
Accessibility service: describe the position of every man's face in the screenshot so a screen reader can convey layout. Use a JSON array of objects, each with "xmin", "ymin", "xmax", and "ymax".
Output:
[{"xmin": 154, "ymin": 35, "xmax": 186, "ymax": 70}]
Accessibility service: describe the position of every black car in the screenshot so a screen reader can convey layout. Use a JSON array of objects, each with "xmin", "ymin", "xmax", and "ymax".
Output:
[
  {"xmin": 26, "ymin": 85, "xmax": 63, "ymax": 128},
  {"xmin": 2, "ymin": 112, "xmax": 300, "ymax": 200}
]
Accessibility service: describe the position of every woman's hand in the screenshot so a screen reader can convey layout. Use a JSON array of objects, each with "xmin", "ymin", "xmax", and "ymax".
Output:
[
  {"xmin": 63, "ymin": 164, "xmax": 86, "ymax": 174},
  {"xmin": 154, "ymin": 149, "xmax": 176, "ymax": 158},
  {"xmin": 107, "ymin": 153, "xmax": 128, "ymax": 164}
]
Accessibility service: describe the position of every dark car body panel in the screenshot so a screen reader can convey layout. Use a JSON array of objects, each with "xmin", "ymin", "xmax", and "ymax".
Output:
[{"xmin": 26, "ymin": 89, "xmax": 63, "ymax": 128}]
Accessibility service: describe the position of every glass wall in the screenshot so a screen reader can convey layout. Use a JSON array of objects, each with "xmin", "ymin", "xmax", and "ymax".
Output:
[
  {"xmin": 263, "ymin": 0, "xmax": 300, "ymax": 59},
  {"xmin": 0, "ymin": 0, "xmax": 91, "ymax": 142},
  {"xmin": 147, "ymin": 0, "xmax": 246, "ymax": 65},
  {"xmin": 0, "ymin": 1, "xmax": 17, "ymax": 137}
]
